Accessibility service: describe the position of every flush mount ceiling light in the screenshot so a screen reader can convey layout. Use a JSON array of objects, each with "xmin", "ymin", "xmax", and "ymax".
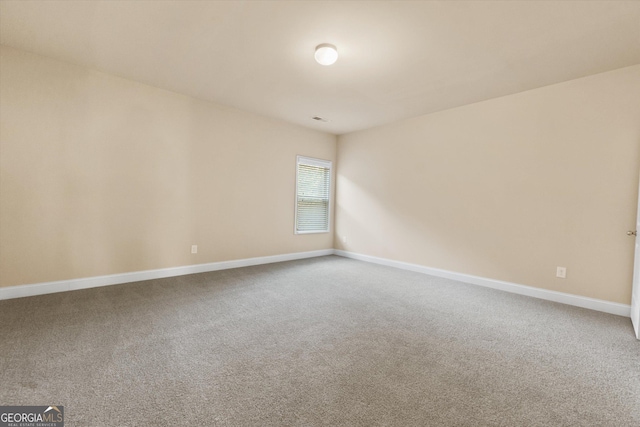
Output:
[{"xmin": 314, "ymin": 43, "xmax": 338, "ymax": 66}]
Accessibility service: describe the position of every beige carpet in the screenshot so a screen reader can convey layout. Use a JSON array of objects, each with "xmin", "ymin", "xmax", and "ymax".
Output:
[{"xmin": 1, "ymin": 256, "xmax": 638, "ymax": 426}]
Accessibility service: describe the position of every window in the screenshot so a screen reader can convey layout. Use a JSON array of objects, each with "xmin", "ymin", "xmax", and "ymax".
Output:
[{"xmin": 295, "ymin": 156, "xmax": 332, "ymax": 234}]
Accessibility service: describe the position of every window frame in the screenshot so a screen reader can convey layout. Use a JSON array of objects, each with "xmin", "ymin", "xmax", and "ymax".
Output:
[{"xmin": 294, "ymin": 155, "xmax": 332, "ymax": 235}]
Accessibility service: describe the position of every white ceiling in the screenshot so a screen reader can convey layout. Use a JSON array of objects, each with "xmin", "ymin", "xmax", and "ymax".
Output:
[{"xmin": 1, "ymin": 1, "xmax": 639, "ymax": 135}]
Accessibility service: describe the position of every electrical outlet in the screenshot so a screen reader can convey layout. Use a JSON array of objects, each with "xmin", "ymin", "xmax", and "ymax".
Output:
[
  {"xmin": 191, "ymin": 245, "xmax": 198, "ymax": 254},
  {"xmin": 556, "ymin": 266, "xmax": 566, "ymax": 279}
]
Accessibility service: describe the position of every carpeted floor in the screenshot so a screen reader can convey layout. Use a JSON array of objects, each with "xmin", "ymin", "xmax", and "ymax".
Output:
[{"xmin": 1, "ymin": 255, "xmax": 638, "ymax": 426}]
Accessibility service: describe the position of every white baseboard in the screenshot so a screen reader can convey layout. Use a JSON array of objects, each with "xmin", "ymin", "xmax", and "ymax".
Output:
[
  {"xmin": 0, "ymin": 249, "xmax": 334, "ymax": 301},
  {"xmin": 333, "ymin": 249, "xmax": 631, "ymax": 317},
  {"xmin": 2, "ymin": 248, "xmax": 631, "ymax": 319}
]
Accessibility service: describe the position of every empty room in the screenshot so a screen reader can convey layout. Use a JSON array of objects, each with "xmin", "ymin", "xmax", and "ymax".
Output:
[{"xmin": 1, "ymin": 1, "xmax": 639, "ymax": 426}]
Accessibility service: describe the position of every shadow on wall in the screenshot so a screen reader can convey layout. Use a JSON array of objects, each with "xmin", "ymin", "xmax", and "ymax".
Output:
[{"xmin": 334, "ymin": 172, "xmax": 526, "ymax": 281}]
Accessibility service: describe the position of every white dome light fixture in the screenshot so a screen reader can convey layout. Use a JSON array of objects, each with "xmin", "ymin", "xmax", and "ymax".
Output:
[{"xmin": 314, "ymin": 43, "xmax": 338, "ymax": 66}]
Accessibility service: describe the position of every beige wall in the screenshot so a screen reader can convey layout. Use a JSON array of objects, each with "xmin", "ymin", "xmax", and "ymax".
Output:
[
  {"xmin": 2, "ymin": 44, "xmax": 639, "ymax": 305},
  {"xmin": 336, "ymin": 65, "xmax": 640, "ymax": 304},
  {"xmin": 0, "ymin": 46, "xmax": 336, "ymax": 288}
]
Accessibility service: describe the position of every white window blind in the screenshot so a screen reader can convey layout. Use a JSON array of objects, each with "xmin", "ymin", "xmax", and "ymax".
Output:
[{"xmin": 295, "ymin": 156, "xmax": 332, "ymax": 234}]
